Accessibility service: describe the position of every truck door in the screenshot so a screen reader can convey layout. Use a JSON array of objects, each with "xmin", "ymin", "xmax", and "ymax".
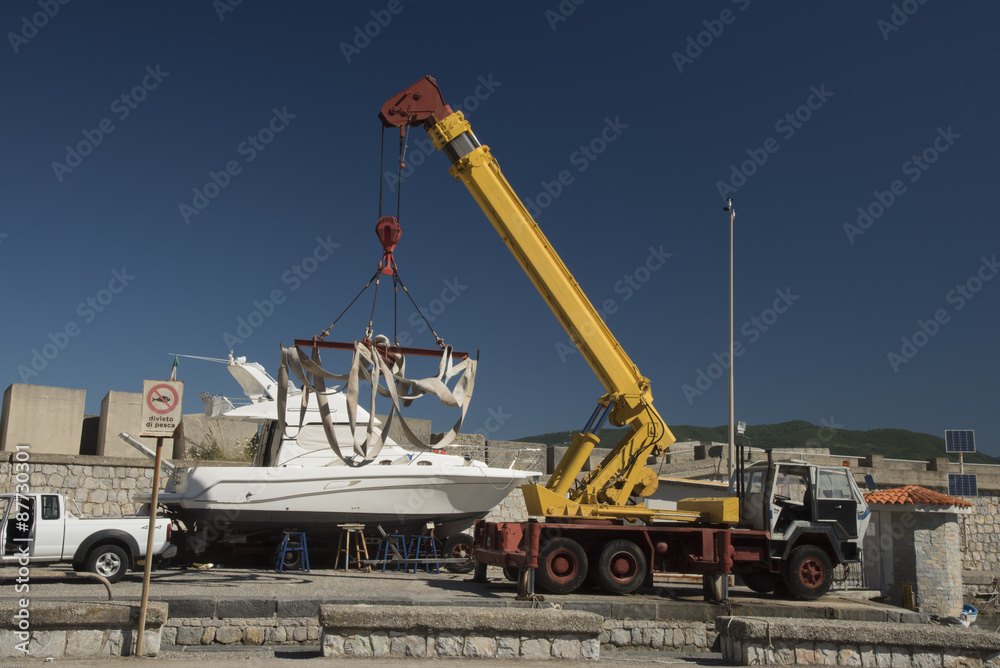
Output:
[
  {"xmin": 3, "ymin": 495, "xmax": 35, "ymax": 558},
  {"xmin": 0, "ymin": 497, "xmax": 10, "ymax": 562},
  {"xmin": 815, "ymin": 469, "xmax": 858, "ymax": 538},
  {"xmin": 31, "ymin": 494, "xmax": 66, "ymax": 559}
]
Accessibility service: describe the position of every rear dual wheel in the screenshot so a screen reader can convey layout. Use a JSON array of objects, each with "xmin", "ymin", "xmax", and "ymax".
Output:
[
  {"xmin": 595, "ymin": 540, "xmax": 647, "ymax": 595},
  {"xmin": 536, "ymin": 537, "xmax": 587, "ymax": 595}
]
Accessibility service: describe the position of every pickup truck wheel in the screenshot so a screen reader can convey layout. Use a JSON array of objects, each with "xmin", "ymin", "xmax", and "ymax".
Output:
[
  {"xmin": 536, "ymin": 537, "xmax": 587, "ymax": 595},
  {"xmin": 442, "ymin": 533, "xmax": 475, "ymax": 574},
  {"xmin": 783, "ymin": 545, "xmax": 832, "ymax": 600},
  {"xmin": 596, "ymin": 540, "xmax": 647, "ymax": 594},
  {"xmin": 86, "ymin": 545, "xmax": 128, "ymax": 583}
]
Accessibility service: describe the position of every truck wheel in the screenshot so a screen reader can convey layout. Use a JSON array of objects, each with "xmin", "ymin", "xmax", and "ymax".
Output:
[
  {"xmin": 596, "ymin": 540, "xmax": 647, "ymax": 595},
  {"xmin": 502, "ymin": 566, "xmax": 519, "ymax": 582},
  {"xmin": 783, "ymin": 545, "xmax": 832, "ymax": 600},
  {"xmin": 536, "ymin": 537, "xmax": 587, "ymax": 595},
  {"xmin": 86, "ymin": 545, "xmax": 129, "ymax": 583},
  {"xmin": 443, "ymin": 533, "xmax": 475, "ymax": 574},
  {"xmin": 740, "ymin": 573, "xmax": 776, "ymax": 594}
]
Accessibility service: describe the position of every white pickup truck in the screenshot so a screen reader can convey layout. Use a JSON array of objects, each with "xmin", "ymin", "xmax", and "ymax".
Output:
[{"xmin": 0, "ymin": 493, "xmax": 176, "ymax": 583}]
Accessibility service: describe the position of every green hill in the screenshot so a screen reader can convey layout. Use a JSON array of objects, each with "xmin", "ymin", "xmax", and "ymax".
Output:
[{"xmin": 515, "ymin": 420, "xmax": 1000, "ymax": 465}]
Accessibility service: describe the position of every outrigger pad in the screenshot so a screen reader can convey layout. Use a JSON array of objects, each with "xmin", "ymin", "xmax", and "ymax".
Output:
[{"xmin": 276, "ymin": 338, "xmax": 476, "ymax": 466}]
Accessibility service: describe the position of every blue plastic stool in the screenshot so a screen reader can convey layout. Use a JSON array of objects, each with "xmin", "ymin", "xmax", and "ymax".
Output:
[
  {"xmin": 376, "ymin": 534, "xmax": 409, "ymax": 572},
  {"xmin": 408, "ymin": 534, "xmax": 439, "ymax": 574},
  {"xmin": 275, "ymin": 531, "xmax": 310, "ymax": 572}
]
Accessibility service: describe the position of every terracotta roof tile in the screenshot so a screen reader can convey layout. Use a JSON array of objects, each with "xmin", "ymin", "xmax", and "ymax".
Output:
[{"xmin": 864, "ymin": 485, "xmax": 972, "ymax": 508}]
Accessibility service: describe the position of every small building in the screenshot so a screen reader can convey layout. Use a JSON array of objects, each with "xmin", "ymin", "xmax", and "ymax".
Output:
[
  {"xmin": 0, "ymin": 384, "xmax": 86, "ymax": 455},
  {"xmin": 864, "ymin": 485, "xmax": 972, "ymax": 615}
]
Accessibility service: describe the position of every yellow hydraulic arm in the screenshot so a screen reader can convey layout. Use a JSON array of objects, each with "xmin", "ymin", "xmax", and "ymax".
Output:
[{"xmin": 380, "ymin": 77, "xmax": 696, "ymax": 522}]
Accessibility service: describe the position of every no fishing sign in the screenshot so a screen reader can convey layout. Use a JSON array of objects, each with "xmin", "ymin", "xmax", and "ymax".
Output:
[{"xmin": 140, "ymin": 379, "xmax": 183, "ymax": 437}]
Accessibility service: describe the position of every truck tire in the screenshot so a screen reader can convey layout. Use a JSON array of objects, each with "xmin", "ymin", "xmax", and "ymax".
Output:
[
  {"xmin": 86, "ymin": 544, "xmax": 129, "ymax": 583},
  {"xmin": 442, "ymin": 533, "xmax": 475, "ymax": 574},
  {"xmin": 783, "ymin": 545, "xmax": 832, "ymax": 600},
  {"xmin": 536, "ymin": 537, "xmax": 587, "ymax": 595},
  {"xmin": 595, "ymin": 540, "xmax": 647, "ymax": 595}
]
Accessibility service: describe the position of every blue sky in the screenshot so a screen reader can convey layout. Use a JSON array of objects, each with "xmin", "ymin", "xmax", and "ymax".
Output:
[{"xmin": 3, "ymin": 2, "xmax": 998, "ymax": 457}]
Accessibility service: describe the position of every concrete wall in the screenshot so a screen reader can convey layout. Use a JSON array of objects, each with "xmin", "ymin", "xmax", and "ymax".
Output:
[
  {"xmin": 0, "ymin": 384, "xmax": 85, "ymax": 455},
  {"xmin": 97, "ymin": 391, "xmax": 158, "ymax": 458}
]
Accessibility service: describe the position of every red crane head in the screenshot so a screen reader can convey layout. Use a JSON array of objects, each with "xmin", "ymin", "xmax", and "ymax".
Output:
[{"xmin": 378, "ymin": 76, "xmax": 452, "ymax": 129}]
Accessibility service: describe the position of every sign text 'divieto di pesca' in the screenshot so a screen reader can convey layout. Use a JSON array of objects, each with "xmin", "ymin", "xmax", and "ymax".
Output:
[{"xmin": 140, "ymin": 380, "xmax": 183, "ymax": 437}]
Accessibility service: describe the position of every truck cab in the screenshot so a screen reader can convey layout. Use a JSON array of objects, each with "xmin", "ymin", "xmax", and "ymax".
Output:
[{"xmin": 732, "ymin": 460, "xmax": 870, "ymax": 597}]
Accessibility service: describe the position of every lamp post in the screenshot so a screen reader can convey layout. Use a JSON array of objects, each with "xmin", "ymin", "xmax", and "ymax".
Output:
[{"xmin": 724, "ymin": 198, "xmax": 735, "ymax": 482}]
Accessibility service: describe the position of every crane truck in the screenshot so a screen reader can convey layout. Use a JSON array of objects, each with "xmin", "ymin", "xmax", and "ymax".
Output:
[{"xmin": 378, "ymin": 76, "xmax": 870, "ymax": 601}]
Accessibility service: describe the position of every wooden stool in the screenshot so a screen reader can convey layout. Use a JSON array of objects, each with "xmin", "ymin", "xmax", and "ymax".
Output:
[{"xmin": 336, "ymin": 524, "xmax": 369, "ymax": 571}]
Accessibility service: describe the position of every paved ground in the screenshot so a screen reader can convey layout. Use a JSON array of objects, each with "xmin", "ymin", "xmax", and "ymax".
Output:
[
  {"xmin": 4, "ymin": 563, "xmax": 886, "ymax": 612},
  {"xmin": 1, "ymin": 564, "xmax": 896, "ymax": 666}
]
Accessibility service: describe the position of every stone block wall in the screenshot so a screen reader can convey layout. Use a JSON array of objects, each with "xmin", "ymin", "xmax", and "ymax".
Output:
[
  {"xmin": 484, "ymin": 487, "xmax": 529, "ymax": 524},
  {"xmin": 163, "ymin": 616, "xmax": 321, "ymax": 647},
  {"xmin": 0, "ymin": 454, "xmax": 166, "ymax": 516},
  {"xmin": 913, "ymin": 514, "xmax": 963, "ymax": 615},
  {"xmin": 882, "ymin": 510, "xmax": 965, "ymax": 614},
  {"xmin": 962, "ymin": 491, "xmax": 1000, "ymax": 572},
  {"xmin": 599, "ymin": 618, "xmax": 716, "ymax": 652}
]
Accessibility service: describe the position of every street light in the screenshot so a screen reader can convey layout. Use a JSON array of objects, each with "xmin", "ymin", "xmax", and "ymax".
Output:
[{"xmin": 723, "ymin": 198, "xmax": 736, "ymax": 481}]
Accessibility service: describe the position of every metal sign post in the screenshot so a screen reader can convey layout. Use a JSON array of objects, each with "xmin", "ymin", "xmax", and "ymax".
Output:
[{"xmin": 135, "ymin": 379, "xmax": 182, "ymax": 656}]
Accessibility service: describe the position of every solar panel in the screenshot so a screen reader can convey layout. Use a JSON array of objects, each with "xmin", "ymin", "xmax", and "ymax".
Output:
[
  {"xmin": 945, "ymin": 430, "xmax": 976, "ymax": 453},
  {"xmin": 948, "ymin": 473, "xmax": 978, "ymax": 497}
]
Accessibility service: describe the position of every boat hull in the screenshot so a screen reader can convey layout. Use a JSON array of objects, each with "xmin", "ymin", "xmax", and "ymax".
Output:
[{"xmin": 155, "ymin": 464, "xmax": 531, "ymax": 540}]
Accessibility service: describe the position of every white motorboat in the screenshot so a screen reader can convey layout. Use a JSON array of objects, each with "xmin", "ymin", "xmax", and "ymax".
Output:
[{"xmin": 134, "ymin": 355, "xmax": 539, "ymax": 555}]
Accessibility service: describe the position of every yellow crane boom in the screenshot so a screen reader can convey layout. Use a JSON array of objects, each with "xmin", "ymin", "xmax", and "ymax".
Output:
[{"xmin": 380, "ymin": 77, "xmax": 690, "ymax": 522}]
